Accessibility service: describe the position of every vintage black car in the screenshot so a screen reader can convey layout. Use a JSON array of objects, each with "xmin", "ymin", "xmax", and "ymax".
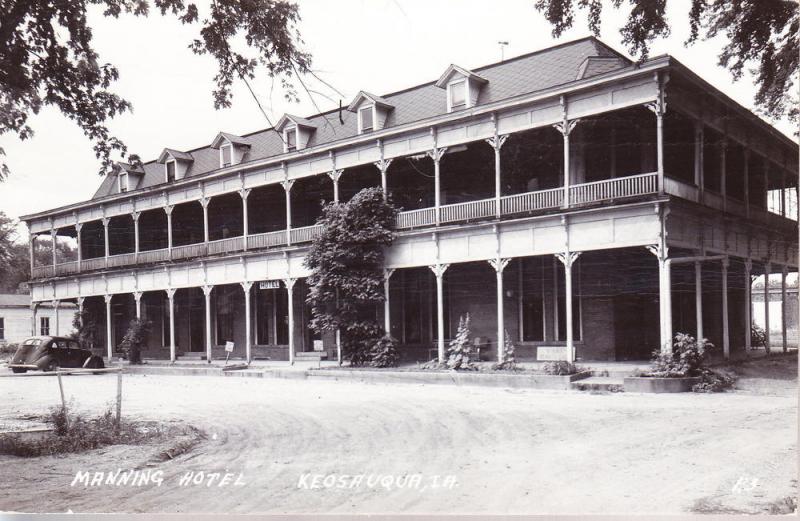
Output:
[{"xmin": 7, "ymin": 336, "xmax": 104, "ymax": 373}]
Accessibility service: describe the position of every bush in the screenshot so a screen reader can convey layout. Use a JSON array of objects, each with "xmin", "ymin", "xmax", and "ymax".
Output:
[
  {"xmin": 446, "ymin": 314, "xmax": 477, "ymax": 370},
  {"xmin": 370, "ymin": 335, "xmax": 399, "ymax": 368},
  {"xmin": 70, "ymin": 310, "xmax": 100, "ymax": 351},
  {"xmin": 647, "ymin": 333, "xmax": 712, "ymax": 377},
  {"xmin": 541, "ymin": 361, "xmax": 582, "ymax": 376},
  {"xmin": 0, "ymin": 342, "xmax": 19, "ymax": 358},
  {"xmin": 492, "ymin": 330, "xmax": 518, "ymax": 371},
  {"xmin": 0, "ymin": 405, "xmax": 165, "ymax": 457},
  {"xmin": 751, "ymin": 322, "xmax": 767, "ymax": 349},
  {"xmin": 119, "ymin": 318, "xmax": 151, "ymax": 364},
  {"xmin": 692, "ymin": 369, "xmax": 736, "ymax": 393}
]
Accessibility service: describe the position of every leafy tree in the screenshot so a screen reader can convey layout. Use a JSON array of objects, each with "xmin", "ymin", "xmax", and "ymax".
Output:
[
  {"xmin": 533, "ymin": 0, "xmax": 798, "ymax": 125},
  {"xmin": 304, "ymin": 187, "xmax": 397, "ymax": 366},
  {"xmin": 119, "ymin": 318, "xmax": 151, "ymax": 364},
  {"xmin": 70, "ymin": 310, "xmax": 101, "ymax": 351},
  {"xmin": 493, "ymin": 329, "xmax": 518, "ymax": 371},
  {"xmin": 0, "ymin": 0, "xmax": 312, "ymax": 178}
]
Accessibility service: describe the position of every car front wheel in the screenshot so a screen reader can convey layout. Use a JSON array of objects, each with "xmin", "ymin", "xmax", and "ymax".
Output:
[{"xmin": 43, "ymin": 360, "xmax": 58, "ymax": 372}]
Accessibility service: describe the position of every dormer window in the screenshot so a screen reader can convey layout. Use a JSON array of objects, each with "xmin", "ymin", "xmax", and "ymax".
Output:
[
  {"xmin": 166, "ymin": 160, "xmax": 176, "ymax": 182},
  {"xmin": 118, "ymin": 173, "xmax": 129, "ymax": 193},
  {"xmin": 220, "ymin": 144, "xmax": 232, "ymax": 168},
  {"xmin": 435, "ymin": 64, "xmax": 488, "ymax": 113},
  {"xmin": 285, "ymin": 127, "xmax": 297, "ymax": 151},
  {"xmin": 347, "ymin": 91, "xmax": 394, "ymax": 134},
  {"xmin": 359, "ymin": 105, "xmax": 374, "ymax": 133},
  {"xmin": 448, "ymin": 80, "xmax": 467, "ymax": 111}
]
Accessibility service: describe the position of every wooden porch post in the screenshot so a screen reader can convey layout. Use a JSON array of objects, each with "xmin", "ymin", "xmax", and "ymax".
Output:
[
  {"xmin": 50, "ymin": 229, "xmax": 58, "ymax": 267},
  {"xmin": 486, "ymin": 114, "xmax": 508, "ymax": 218},
  {"xmin": 202, "ymin": 285, "xmax": 213, "ymax": 363},
  {"xmin": 328, "ymin": 169, "xmax": 342, "ymax": 204},
  {"xmin": 240, "ymin": 189, "xmax": 251, "ymax": 250},
  {"xmin": 102, "ymin": 217, "xmax": 110, "ymax": 259},
  {"xmin": 52, "ymin": 300, "xmax": 59, "ymax": 336},
  {"xmin": 764, "ymin": 262, "xmax": 771, "ymax": 353},
  {"xmin": 489, "ymin": 258, "xmax": 510, "ymax": 362},
  {"xmin": 284, "ymin": 278, "xmax": 296, "ymax": 365},
  {"xmin": 384, "ymin": 269, "xmax": 394, "ymax": 335},
  {"xmin": 30, "ymin": 303, "xmax": 39, "ymax": 336},
  {"xmin": 133, "ymin": 291, "xmax": 142, "ymax": 319},
  {"xmin": 132, "ymin": 212, "xmax": 140, "ymax": 261},
  {"xmin": 781, "ymin": 266, "xmax": 788, "ymax": 353},
  {"xmin": 744, "ymin": 259, "xmax": 752, "ymax": 352},
  {"xmin": 648, "ymin": 243, "xmax": 672, "ymax": 354},
  {"xmin": 721, "ymin": 258, "xmax": 730, "ymax": 359},
  {"xmin": 695, "ymin": 261, "xmax": 703, "ymax": 341},
  {"xmin": 165, "ymin": 205, "xmax": 174, "ymax": 260},
  {"xmin": 281, "ymin": 175, "xmax": 294, "ymax": 246},
  {"xmin": 241, "ymin": 281, "xmax": 253, "ymax": 363},
  {"xmin": 427, "ymin": 129, "xmax": 447, "ymax": 225},
  {"xmin": 29, "ymin": 233, "xmax": 36, "ymax": 276},
  {"xmin": 166, "ymin": 288, "xmax": 176, "ymax": 363},
  {"xmin": 104, "ymin": 294, "xmax": 113, "ymax": 359},
  {"xmin": 553, "ymin": 97, "xmax": 578, "ymax": 209},
  {"xmin": 556, "ymin": 252, "xmax": 581, "ymax": 363},
  {"xmin": 429, "ymin": 264, "xmax": 449, "ymax": 362},
  {"xmin": 201, "ymin": 197, "xmax": 210, "ymax": 243}
]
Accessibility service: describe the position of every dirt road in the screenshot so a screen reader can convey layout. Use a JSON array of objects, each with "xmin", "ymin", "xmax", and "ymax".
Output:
[{"xmin": 0, "ymin": 358, "xmax": 796, "ymax": 514}]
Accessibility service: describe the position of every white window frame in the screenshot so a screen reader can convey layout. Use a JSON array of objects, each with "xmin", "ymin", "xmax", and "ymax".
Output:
[
  {"xmin": 358, "ymin": 104, "xmax": 375, "ymax": 134},
  {"xmin": 165, "ymin": 159, "xmax": 176, "ymax": 183},
  {"xmin": 40, "ymin": 316, "xmax": 50, "ymax": 336},
  {"xmin": 118, "ymin": 172, "xmax": 129, "ymax": 193},
  {"xmin": 220, "ymin": 143, "xmax": 233, "ymax": 168},
  {"xmin": 284, "ymin": 126, "xmax": 298, "ymax": 152},
  {"xmin": 447, "ymin": 78, "xmax": 468, "ymax": 112}
]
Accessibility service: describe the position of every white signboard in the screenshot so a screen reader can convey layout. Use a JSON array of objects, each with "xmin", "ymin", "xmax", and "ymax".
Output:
[
  {"xmin": 225, "ymin": 341, "xmax": 235, "ymax": 353},
  {"xmin": 313, "ymin": 340, "xmax": 324, "ymax": 352},
  {"xmin": 259, "ymin": 280, "xmax": 281, "ymax": 290}
]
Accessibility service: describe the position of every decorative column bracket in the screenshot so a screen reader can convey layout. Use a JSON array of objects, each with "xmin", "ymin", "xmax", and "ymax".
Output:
[
  {"xmin": 239, "ymin": 188, "xmax": 251, "ymax": 200},
  {"xmin": 485, "ymin": 134, "xmax": 509, "ymax": 151},
  {"xmin": 240, "ymin": 281, "xmax": 253, "ymax": 292},
  {"xmin": 280, "ymin": 179, "xmax": 295, "ymax": 192},
  {"xmin": 384, "ymin": 268, "xmax": 395, "ymax": 281},
  {"xmin": 488, "ymin": 258, "xmax": 510, "ymax": 273},
  {"xmin": 426, "ymin": 147, "xmax": 448, "ymax": 163},
  {"xmin": 428, "ymin": 264, "xmax": 449, "ymax": 278},
  {"xmin": 555, "ymin": 251, "xmax": 581, "ymax": 269},
  {"xmin": 552, "ymin": 119, "xmax": 579, "ymax": 137}
]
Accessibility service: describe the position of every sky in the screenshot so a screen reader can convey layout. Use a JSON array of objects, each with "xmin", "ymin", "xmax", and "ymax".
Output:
[{"xmin": 1, "ymin": 0, "xmax": 796, "ymax": 240}]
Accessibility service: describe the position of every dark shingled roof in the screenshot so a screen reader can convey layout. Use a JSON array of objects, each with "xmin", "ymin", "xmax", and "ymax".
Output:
[{"xmin": 92, "ymin": 37, "xmax": 629, "ymax": 200}]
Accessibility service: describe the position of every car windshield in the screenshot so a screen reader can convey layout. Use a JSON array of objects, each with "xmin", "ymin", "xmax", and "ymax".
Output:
[{"xmin": 22, "ymin": 338, "xmax": 42, "ymax": 346}]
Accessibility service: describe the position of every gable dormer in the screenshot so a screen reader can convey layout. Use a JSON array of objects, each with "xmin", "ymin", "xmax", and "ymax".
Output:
[
  {"xmin": 113, "ymin": 162, "xmax": 144, "ymax": 193},
  {"xmin": 347, "ymin": 91, "xmax": 394, "ymax": 134},
  {"xmin": 157, "ymin": 148, "xmax": 193, "ymax": 183},
  {"xmin": 435, "ymin": 64, "xmax": 488, "ymax": 112},
  {"xmin": 211, "ymin": 132, "xmax": 251, "ymax": 168},
  {"xmin": 275, "ymin": 114, "xmax": 317, "ymax": 153}
]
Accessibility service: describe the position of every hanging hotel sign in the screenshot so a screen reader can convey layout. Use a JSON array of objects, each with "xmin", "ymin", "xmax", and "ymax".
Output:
[{"xmin": 259, "ymin": 280, "xmax": 281, "ymax": 290}]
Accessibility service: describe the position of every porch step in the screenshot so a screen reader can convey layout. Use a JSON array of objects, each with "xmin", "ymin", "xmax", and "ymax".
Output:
[
  {"xmin": 178, "ymin": 352, "xmax": 207, "ymax": 361},
  {"xmin": 571, "ymin": 376, "xmax": 625, "ymax": 392},
  {"xmin": 295, "ymin": 352, "xmax": 328, "ymax": 361}
]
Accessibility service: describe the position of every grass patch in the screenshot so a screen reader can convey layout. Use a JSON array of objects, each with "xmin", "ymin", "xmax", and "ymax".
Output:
[{"xmin": 0, "ymin": 405, "xmax": 193, "ymax": 458}]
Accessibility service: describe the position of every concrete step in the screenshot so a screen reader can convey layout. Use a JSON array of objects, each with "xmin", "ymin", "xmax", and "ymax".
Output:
[
  {"xmin": 178, "ymin": 352, "xmax": 207, "ymax": 360},
  {"xmin": 571, "ymin": 376, "xmax": 625, "ymax": 392},
  {"xmin": 295, "ymin": 351, "xmax": 328, "ymax": 360}
]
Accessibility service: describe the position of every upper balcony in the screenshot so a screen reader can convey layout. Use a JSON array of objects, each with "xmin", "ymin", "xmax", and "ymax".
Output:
[{"xmin": 29, "ymin": 102, "xmax": 797, "ymax": 281}]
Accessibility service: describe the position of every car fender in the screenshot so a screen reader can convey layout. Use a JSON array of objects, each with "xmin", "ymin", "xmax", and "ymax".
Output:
[{"xmin": 34, "ymin": 354, "xmax": 56, "ymax": 370}]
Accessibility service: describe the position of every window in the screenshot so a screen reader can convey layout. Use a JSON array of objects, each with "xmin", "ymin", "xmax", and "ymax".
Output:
[
  {"xmin": 285, "ymin": 128, "xmax": 297, "ymax": 152},
  {"xmin": 220, "ymin": 144, "xmax": 232, "ymax": 168},
  {"xmin": 0, "ymin": 318, "xmax": 4, "ymax": 340},
  {"xmin": 449, "ymin": 80, "xmax": 467, "ymax": 111},
  {"xmin": 359, "ymin": 105, "xmax": 374, "ymax": 133},
  {"xmin": 165, "ymin": 160, "xmax": 176, "ymax": 182},
  {"xmin": 40, "ymin": 316, "xmax": 50, "ymax": 336},
  {"xmin": 118, "ymin": 173, "xmax": 128, "ymax": 193}
]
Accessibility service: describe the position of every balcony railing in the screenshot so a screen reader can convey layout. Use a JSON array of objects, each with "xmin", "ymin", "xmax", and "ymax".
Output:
[
  {"xmin": 569, "ymin": 172, "xmax": 657, "ymax": 205},
  {"xmin": 34, "ymin": 172, "xmax": 664, "ymax": 279},
  {"xmin": 208, "ymin": 236, "xmax": 244, "ymax": 255},
  {"xmin": 501, "ymin": 187, "xmax": 563, "ymax": 215},
  {"xmin": 290, "ymin": 225, "xmax": 322, "ymax": 244},
  {"xmin": 80, "ymin": 257, "xmax": 107, "ymax": 271},
  {"xmin": 440, "ymin": 198, "xmax": 496, "ymax": 224},
  {"xmin": 54, "ymin": 261, "xmax": 79, "ymax": 276},
  {"xmin": 248, "ymin": 230, "xmax": 287, "ymax": 250},
  {"xmin": 173, "ymin": 242, "xmax": 207, "ymax": 260},
  {"xmin": 396, "ymin": 207, "xmax": 436, "ymax": 229},
  {"xmin": 107, "ymin": 252, "xmax": 136, "ymax": 268},
  {"xmin": 137, "ymin": 248, "xmax": 169, "ymax": 264},
  {"xmin": 32, "ymin": 265, "xmax": 54, "ymax": 279}
]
